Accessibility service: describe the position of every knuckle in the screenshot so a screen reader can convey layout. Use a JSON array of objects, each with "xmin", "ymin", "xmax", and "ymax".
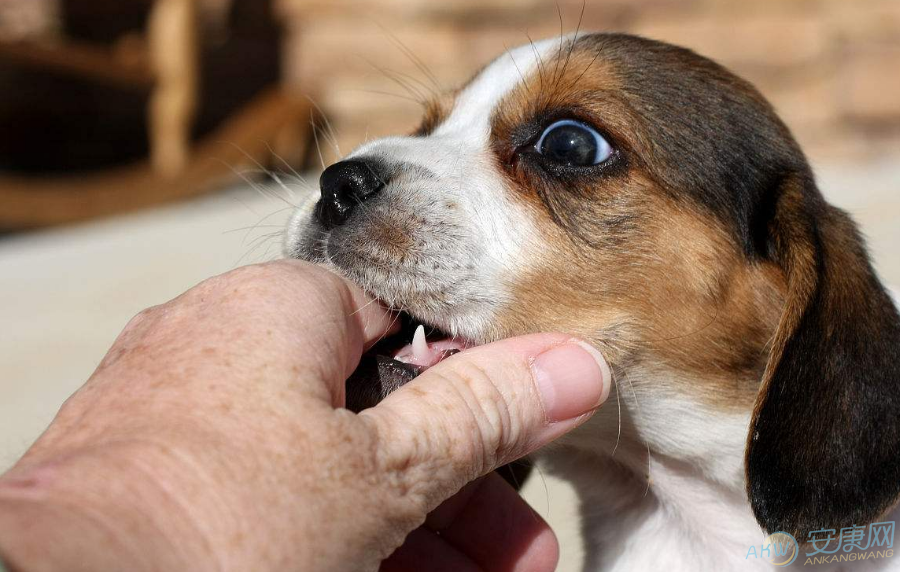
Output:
[
  {"xmin": 360, "ymin": 356, "xmax": 532, "ymax": 515},
  {"xmin": 182, "ymin": 261, "xmax": 344, "ymax": 322},
  {"xmin": 124, "ymin": 306, "xmax": 154, "ymax": 331},
  {"xmin": 212, "ymin": 261, "xmax": 337, "ymax": 302},
  {"xmin": 368, "ymin": 407, "xmax": 438, "ymax": 476},
  {"xmin": 441, "ymin": 360, "xmax": 519, "ymax": 472},
  {"xmin": 363, "ymin": 412, "xmax": 438, "ymax": 514},
  {"xmin": 120, "ymin": 304, "xmax": 170, "ymax": 337},
  {"xmin": 208, "ymin": 264, "xmax": 272, "ymax": 289},
  {"xmin": 188, "ymin": 264, "xmax": 287, "ymax": 307}
]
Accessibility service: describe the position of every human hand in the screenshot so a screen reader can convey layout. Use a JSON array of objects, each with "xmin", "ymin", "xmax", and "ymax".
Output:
[{"xmin": 0, "ymin": 260, "xmax": 609, "ymax": 572}]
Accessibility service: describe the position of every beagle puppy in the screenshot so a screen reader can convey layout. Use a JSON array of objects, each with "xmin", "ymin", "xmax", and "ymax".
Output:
[{"xmin": 285, "ymin": 33, "xmax": 900, "ymax": 570}]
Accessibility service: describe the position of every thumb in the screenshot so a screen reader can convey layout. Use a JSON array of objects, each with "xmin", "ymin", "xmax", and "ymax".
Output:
[{"xmin": 359, "ymin": 333, "xmax": 610, "ymax": 511}]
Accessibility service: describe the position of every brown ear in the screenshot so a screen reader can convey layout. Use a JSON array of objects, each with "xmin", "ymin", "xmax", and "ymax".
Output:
[{"xmin": 746, "ymin": 172, "xmax": 900, "ymax": 540}]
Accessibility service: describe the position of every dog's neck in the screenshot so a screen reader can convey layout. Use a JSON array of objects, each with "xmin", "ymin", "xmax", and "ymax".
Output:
[
  {"xmin": 540, "ymin": 362, "xmax": 900, "ymax": 571},
  {"xmin": 541, "ymin": 445, "xmax": 769, "ymax": 571},
  {"xmin": 538, "ymin": 366, "xmax": 772, "ymax": 571}
]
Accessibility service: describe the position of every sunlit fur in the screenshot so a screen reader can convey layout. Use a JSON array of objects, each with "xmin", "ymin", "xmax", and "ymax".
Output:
[{"xmin": 287, "ymin": 33, "xmax": 900, "ymax": 571}]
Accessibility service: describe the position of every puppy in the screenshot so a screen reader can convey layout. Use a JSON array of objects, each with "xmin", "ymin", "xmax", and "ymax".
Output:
[{"xmin": 285, "ymin": 33, "xmax": 900, "ymax": 570}]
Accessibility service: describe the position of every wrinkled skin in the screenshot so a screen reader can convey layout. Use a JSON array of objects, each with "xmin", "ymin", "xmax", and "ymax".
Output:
[{"xmin": 0, "ymin": 260, "xmax": 608, "ymax": 572}]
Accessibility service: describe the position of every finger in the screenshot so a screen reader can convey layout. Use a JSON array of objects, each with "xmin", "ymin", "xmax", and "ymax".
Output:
[
  {"xmin": 103, "ymin": 260, "xmax": 399, "ymax": 400},
  {"xmin": 429, "ymin": 473, "xmax": 558, "ymax": 572},
  {"xmin": 360, "ymin": 333, "xmax": 609, "ymax": 515},
  {"xmin": 383, "ymin": 474, "xmax": 557, "ymax": 572},
  {"xmin": 211, "ymin": 261, "xmax": 399, "ymax": 404},
  {"xmin": 276, "ymin": 261, "xmax": 400, "ymax": 381},
  {"xmin": 338, "ymin": 276, "xmax": 402, "ymax": 352}
]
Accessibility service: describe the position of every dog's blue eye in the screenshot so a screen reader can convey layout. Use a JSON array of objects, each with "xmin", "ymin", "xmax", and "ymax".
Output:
[{"xmin": 535, "ymin": 119, "xmax": 612, "ymax": 167}]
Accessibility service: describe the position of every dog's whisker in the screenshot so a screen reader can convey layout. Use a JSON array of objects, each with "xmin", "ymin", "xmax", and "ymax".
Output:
[
  {"xmin": 566, "ymin": 47, "xmax": 601, "ymax": 93},
  {"xmin": 378, "ymin": 67, "xmax": 430, "ymax": 106},
  {"xmin": 264, "ymin": 141, "xmax": 309, "ymax": 183},
  {"xmin": 269, "ymin": 175, "xmax": 302, "ymax": 206},
  {"xmin": 611, "ymin": 371, "xmax": 623, "ymax": 458},
  {"xmin": 619, "ymin": 372, "xmax": 653, "ymax": 496},
  {"xmin": 235, "ymin": 166, "xmax": 306, "ymax": 186},
  {"xmin": 234, "ymin": 166, "xmax": 319, "ymax": 203},
  {"xmin": 562, "ymin": 1, "xmax": 587, "ymax": 79},
  {"xmin": 233, "ymin": 230, "xmax": 284, "ymax": 268},
  {"xmin": 309, "ymin": 111, "xmax": 329, "ymax": 170},
  {"xmin": 250, "ymin": 170, "xmax": 300, "ymax": 208},
  {"xmin": 353, "ymin": 88, "xmax": 425, "ymax": 106},
  {"xmin": 304, "ymin": 95, "xmax": 343, "ymax": 159},
  {"xmin": 308, "ymin": 115, "xmax": 342, "ymax": 160},
  {"xmin": 551, "ymin": 1, "xmax": 566, "ymax": 85},
  {"xmin": 241, "ymin": 229, "xmax": 284, "ymax": 249},
  {"xmin": 360, "ymin": 56, "xmax": 431, "ymax": 105},
  {"xmin": 531, "ymin": 460, "xmax": 553, "ymax": 521},
  {"xmin": 218, "ymin": 162, "xmax": 298, "ymax": 213},
  {"xmin": 375, "ymin": 23, "xmax": 443, "ymax": 96},
  {"xmin": 223, "ymin": 224, "xmax": 289, "ymax": 234},
  {"xmin": 260, "ymin": 238, "xmax": 285, "ymax": 262},
  {"xmin": 381, "ymin": 66, "xmax": 437, "ymax": 104},
  {"xmin": 216, "ymin": 148, "xmax": 300, "ymax": 210},
  {"xmin": 371, "ymin": 308, "xmax": 404, "ymax": 349},
  {"xmin": 220, "ymin": 142, "xmax": 282, "ymax": 183},
  {"xmin": 503, "ymin": 42, "xmax": 531, "ymax": 96},
  {"xmin": 231, "ymin": 205, "xmax": 292, "ymax": 246},
  {"xmin": 289, "ymin": 176, "xmax": 321, "ymax": 196},
  {"xmin": 348, "ymin": 296, "xmax": 381, "ymax": 319},
  {"xmin": 525, "ymin": 32, "xmax": 547, "ymax": 98}
]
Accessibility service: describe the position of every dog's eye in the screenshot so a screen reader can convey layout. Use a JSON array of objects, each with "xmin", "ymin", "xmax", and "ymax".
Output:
[{"xmin": 535, "ymin": 119, "xmax": 612, "ymax": 167}]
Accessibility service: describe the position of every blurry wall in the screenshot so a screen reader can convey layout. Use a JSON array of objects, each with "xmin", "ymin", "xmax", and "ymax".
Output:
[
  {"xmin": 0, "ymin": 0, "xmax": 59, "ymax": 40},
  {"xmin": 277, "ymin": 0, "xmax": 900, "ymax": 165}
]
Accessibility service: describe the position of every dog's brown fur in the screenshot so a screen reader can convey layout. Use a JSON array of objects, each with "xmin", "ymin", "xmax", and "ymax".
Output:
[
  {"xmin": 296, "ymin": 33, "xmax": 900, "ymax": 543},
  {"xmin": 485, "ymin": 41, "xmax": 784, "ymax": 410},
  {"xmin": 445, "ymin": 34, "xmax": 900, "ymax": 539}
]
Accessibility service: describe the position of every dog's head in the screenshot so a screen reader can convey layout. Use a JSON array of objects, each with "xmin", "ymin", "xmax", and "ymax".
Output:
[{"xmin": 285, "ymin": 33, "xmax": 900, "ymax": 540}]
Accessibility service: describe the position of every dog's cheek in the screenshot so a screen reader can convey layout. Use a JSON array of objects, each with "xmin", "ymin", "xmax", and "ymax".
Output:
[
  {"xmin": 487, "ymin": 172, "xmax": 653, "ymax": 339},
  {"xmin": 627, "ymin": 208, "xmax": 784, "ymax": 408},
  {"xmin": 498, "ymin": 190, "xmax": 784, "ymax": 411}
]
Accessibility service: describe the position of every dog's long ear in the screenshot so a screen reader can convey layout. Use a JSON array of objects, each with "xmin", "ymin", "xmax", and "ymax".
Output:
[{"xmin": 746, "ymin": 172, "xmax": 900, "ymax": 540}]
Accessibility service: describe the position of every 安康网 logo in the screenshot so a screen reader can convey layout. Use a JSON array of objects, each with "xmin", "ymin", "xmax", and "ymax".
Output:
[
  {"xmin": 745, "ymin": 521, "xmax": 895, "ymax": 567},
  {"xmin": 804, "ymin": 522, "xmax": 895, "ymax": 566}
]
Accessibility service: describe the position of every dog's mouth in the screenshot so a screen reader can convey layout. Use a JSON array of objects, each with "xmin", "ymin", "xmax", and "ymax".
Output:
[
  {"xmin": 390, "ymin": 313, "xmax": 474, "ymax": 368},
  {"xmin": 345, "ymin": 311, "xmax": 475, "ymax": 412}
]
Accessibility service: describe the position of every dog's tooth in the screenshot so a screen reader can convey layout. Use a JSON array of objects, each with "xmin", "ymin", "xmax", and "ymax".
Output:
[{"xmin": 412, "ymin": 325, "xmax": 429, "ymax": 362}]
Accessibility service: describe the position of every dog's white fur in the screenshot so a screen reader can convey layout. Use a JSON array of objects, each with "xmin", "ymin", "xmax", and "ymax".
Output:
[
  {"xmin": 286, "ymin": 40, "xmax": 900, "ymax": 571},
  {"xmin": 287, "ymin": 40, "xmax": 559, "ymax": 342}
]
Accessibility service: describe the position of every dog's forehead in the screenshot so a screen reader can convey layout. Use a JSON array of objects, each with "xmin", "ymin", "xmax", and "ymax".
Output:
[
  {"xmin": 348, "ymin": 37, "xmax": 565, "ymax": 159},
  {"xmin": 431, "ymin": 37, "xmax": 565, "ymax": 140}
]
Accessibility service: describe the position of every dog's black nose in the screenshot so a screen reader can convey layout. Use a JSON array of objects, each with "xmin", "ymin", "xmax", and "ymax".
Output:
[{"xmin": 316, "ymin": 159, "xmax": 386, "ymax": 228}]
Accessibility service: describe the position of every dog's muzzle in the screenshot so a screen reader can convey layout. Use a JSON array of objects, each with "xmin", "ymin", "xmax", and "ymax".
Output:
[{"xmin": 310, "ymin": 159, "xmax": 475, "ymax": 412}]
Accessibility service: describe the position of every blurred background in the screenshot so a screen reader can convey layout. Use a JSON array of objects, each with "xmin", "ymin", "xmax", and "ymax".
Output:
[{"xmin": 1, "ymin": 1, "xmax": 898, "ymax": 569}]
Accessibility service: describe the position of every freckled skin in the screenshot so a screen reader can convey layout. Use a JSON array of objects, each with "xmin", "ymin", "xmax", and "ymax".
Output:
[
  {"xmin": 2, "ymin": 263, "xmax": 412, "ymax": 571},
  {"xmin": 1, "ymin": 260, "xmax": 597, "ymax": 572}
]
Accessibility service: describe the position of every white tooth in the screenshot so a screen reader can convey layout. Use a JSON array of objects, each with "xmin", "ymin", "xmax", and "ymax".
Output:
[{"xmin": 412, "ymin": 325, "xmax": 429, "ymax": 362}]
